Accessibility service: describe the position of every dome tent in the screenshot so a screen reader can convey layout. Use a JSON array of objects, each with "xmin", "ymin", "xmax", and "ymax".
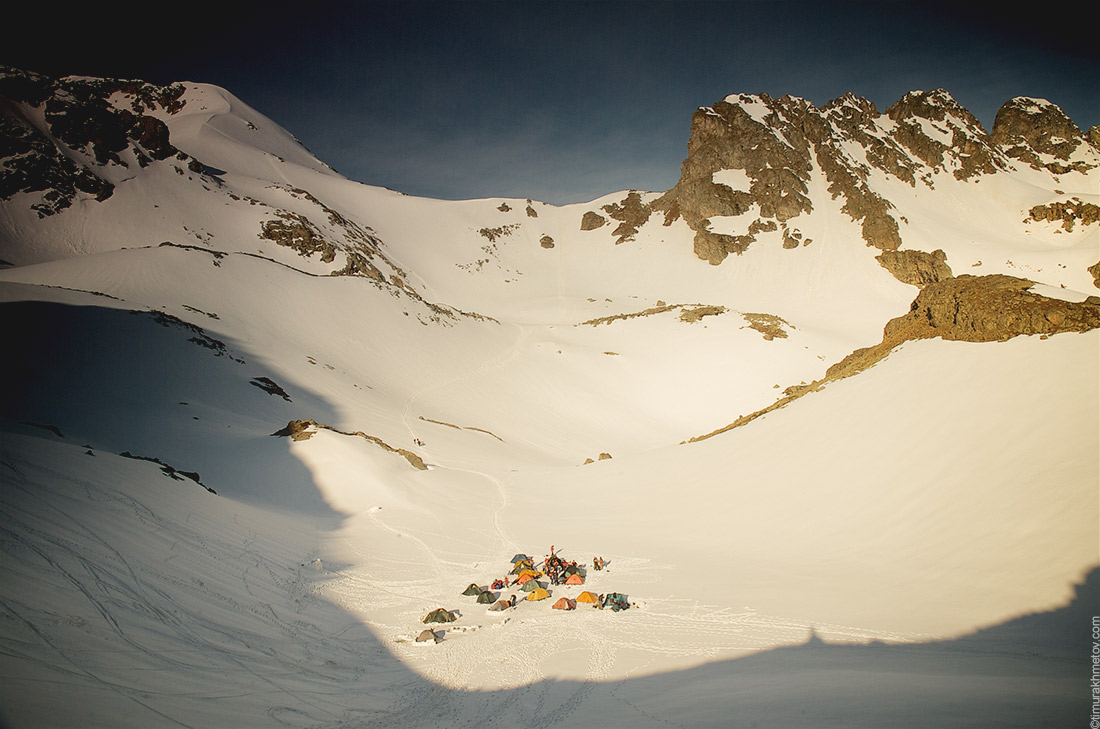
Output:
[{"xmin": 423, "ymin": 608, "xmax": 456, "ymax": 623}]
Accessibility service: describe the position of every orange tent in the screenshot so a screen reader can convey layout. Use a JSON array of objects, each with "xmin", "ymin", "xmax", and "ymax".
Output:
[
  {"xmin": 516, "ymin": 569, "xmax": 541, "ymax": 580},
  {"xmin": 552, "ymin": 597, "xmax": 576, "ymax": 611},
  {"xmin": 516, "ymin": 573, "xmax": 536, "ymax": 585},
  {"xmin": 576, "ymin": 591, "xmax": 599, "ymax": 604},
  {"xmin": 564, "ymin": 573, "xmax": 584, "ymax": 585}
]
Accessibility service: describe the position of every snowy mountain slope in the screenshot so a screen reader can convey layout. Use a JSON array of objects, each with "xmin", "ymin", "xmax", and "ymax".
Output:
[{"xmin": 1, "ymin": 67, "xmax": 1098, "ymax": 727}]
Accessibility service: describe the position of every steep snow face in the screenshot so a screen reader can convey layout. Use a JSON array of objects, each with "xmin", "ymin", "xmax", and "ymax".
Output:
[
  {"xmin": 0, "ymin": 70, "xmax": 1098, "ymax": 727},
  {"xmin": 148, "ymin": 81, "xmax": 341, "ymax": 179}
]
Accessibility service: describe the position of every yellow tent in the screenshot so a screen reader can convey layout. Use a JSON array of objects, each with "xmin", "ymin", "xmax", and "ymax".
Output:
[
  {"xmin": 576, "ymin": 591, "xmax": 599, "ymax": 604},
  {"xmin": 516, "ymin": 569, "xmax": 541, "ymax": 579},
  {"xmin": 525, "ymin": 587, "xmax": 551, "ymax": 601}
]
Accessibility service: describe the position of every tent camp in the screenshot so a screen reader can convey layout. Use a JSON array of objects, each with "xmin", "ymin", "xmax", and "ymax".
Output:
[
  {"xmin": 525, "ymin": 587, "xmax": 551, "ymax": 602},
  {"xmin": 564, "ymin": 573, "xmax": 584, "ymax": 586},
  {"xmin": 576, "ymin": 591, "xmax": 600, "ymax": 605},
  {"xmin": 423, "ymin": 608, "xmax": 456, "ymax": 623},
  {"xmin": 552, "ymin": 597, "xmax": 576, "ymax": 611},
  {"xmin": 416, "ymin": 629, "xmax": 441, "ymax": 643},
  {"xmin": 476, "ymin": 590, "xmax": 497, "ymax": 604},
  {"xmin": 462, "ymin": 583, "xmax": 484, "ymax": 596}
]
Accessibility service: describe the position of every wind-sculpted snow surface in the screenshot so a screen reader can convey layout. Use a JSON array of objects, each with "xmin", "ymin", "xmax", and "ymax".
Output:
[{"xmin": 0, "ymin": 68, "xmax": 1098, "ymax": 727}]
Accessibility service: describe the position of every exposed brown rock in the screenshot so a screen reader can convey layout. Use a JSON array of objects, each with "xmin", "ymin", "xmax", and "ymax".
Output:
[
  {"xmin": 876, "ymin": 248, "xmax": 953, "ymax": 286},
  {"xmin": 1027, "ymin": 198, "xmax": 1100, "ymax": 231},
  {"xmin": 601, "ymin": 191, "xmax": 652, "ymax": 244},
  {"xmin": 885, "ymin": 274, "xmax": 1100, "ymax": 343},
  {"xmin": 580, "ymin": 211, "xmax": 607, "ymax": 230},
  {"xmin": 741, "ymin": 313, "xmax": 791, "ymax": 340},
  {"xmin": 539, "ymin": 235, "xmax": 555, "ymax": 249},
  {"xmin": 260, "ymin": 212, "xmax": 337, "ymax": 262},
  {"xmin": 479, "ymin": 224, "xmax": 520, "ymax": 242},
  {"xmin": 272, "ymin": 419, "xmax": 427, "ymax": 470}
]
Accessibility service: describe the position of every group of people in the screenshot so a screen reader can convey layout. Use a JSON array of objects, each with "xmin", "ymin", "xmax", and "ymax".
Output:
[{"xmin": 541, "ymin": 547, "xmax": 580, "ymax": 585}]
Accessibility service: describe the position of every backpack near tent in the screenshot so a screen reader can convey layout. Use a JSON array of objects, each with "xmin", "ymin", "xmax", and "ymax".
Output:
[
  {"xmin": 576, "ymin": 591, "xmax": 599, "ymax": 605},
  {"xmin": 416, "ymin": 629, "xmax": 441, "ymax": 643},
  {"xmin": 462, "ymin": 583, "xmax": 484, "ymax": 596},
  {"xmin": 476, "ymin": 590, "xmax": 497, "ymax": 604},
  {"xmin": 423, "ymin": 608, "xmax": 456, "ymax": 623},
  {"xmin": 552, "ymin": 597, "xmax": 576, "ymax": 611},
  {"xmin": 525, "ymin": 587, "xmax": 551, "ymax": 601}
]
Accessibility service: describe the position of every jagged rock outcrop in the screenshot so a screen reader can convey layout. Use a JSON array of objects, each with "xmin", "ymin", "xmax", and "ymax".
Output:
[
  {"xmin": 655, "ymin": 89, "xmax": 1095, "ymax": 266},
  {"xmin": 1027, "ymin": 197, "xmax": 1100, "ymax": 231},
  {"xmin": 991, "ymin": 97, "xmax": 1096, "ymax": 175},
  {"xmin": 884, "ymin": 274, "xmax": 1100, "ymax": 343},
  {"xmin": 0, "ymin": 67, "xmax": 202, "ymax": 217}
]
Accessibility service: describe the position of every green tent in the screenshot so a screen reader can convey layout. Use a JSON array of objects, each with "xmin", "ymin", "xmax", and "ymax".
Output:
[
  {"xmin": 510, "ymin": 560, "xmax": 535, "ymax": 575},
  {"xmin": 521, "ymin": 580, "xmax": 546, "ymax": 592},
  {"xmin": 510, "ymin": 553, "xmax": 531, "ymax": 564},
  {"xmin": 476, "ymin": 590, "xmax": 497, "ymax": 604},
  {"xmin": 462, "ymin": 583, "xmax": 484, "ymax": 596},
  {"xmin": 423, "ymin": 608, "xmax": 456, "ymax": 623}
]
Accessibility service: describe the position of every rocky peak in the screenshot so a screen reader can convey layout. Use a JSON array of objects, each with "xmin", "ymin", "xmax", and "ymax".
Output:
[
  {"xmin": 990, "ymin": 97, "xmax": 1093, "ymax": 174},
  {"xmin": 884, "ymin": 89, "xmax": 1001, "ymax": 180},
  {"xmin": 655, "ymin": 88, "xmax": 1092, "ymax": 267}
]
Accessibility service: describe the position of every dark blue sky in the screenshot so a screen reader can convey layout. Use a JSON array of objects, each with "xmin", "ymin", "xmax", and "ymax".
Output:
[{"xmin": 10, "ymin": 1, "xmax": 1098, "ymax": 204}]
